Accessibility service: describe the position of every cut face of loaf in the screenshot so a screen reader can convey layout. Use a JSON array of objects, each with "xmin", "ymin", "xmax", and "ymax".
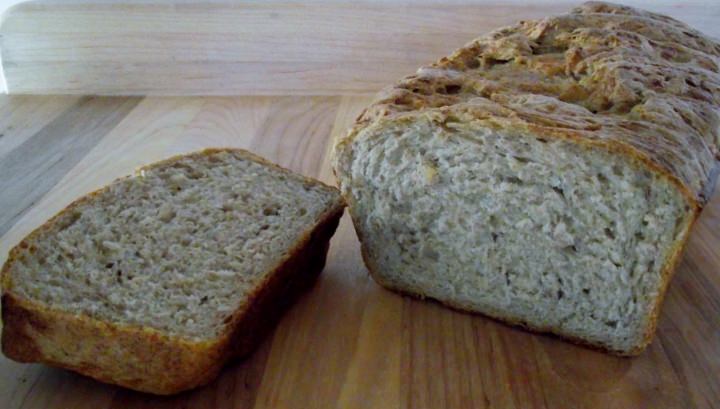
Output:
[
  {"xmin": 334, "ymin": 2, "xmax": 720, "ymax": 355},
  {"xmin": 1, "ymin": 148, "xmax": 345, "ymax": 394},
  {"xmin": 338, "ymin": 117, "xmax": 692, "ymax": 353}
]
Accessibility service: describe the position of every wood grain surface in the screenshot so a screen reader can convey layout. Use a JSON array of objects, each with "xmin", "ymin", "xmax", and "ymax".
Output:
[
  {"xmin": 2, "ymin": 0, "xmax": 719, "ymax": 95},
  {"xmin": 0, "ymin": 94, "xmax": 718, "ymax": 409}
]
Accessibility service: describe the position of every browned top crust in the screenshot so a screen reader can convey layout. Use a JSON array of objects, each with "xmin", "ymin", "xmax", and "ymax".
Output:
[{"xmin": 339, "ymin": 1, "xmax": 720, "ymax": 208}]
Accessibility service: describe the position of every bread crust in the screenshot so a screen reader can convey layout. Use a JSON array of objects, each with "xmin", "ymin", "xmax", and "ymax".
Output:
[
  {"xmin": 1, "ymin": 148, "xmax": 345, "ymax": 394},
  {"xmin": 333, "ymin": 2, "xmax": 720, "ymax": 355}
]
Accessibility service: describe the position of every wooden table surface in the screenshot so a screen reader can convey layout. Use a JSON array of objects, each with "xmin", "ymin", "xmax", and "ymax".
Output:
[{"xmin": 0, "ymin": 94, "xmax": 718, "ymax": 409}]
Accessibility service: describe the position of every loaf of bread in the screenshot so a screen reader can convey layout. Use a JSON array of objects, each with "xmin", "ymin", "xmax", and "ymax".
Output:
[
  {"xmin": 1, "ymin": 148, "xmax": 345, "ymax": 394},
  {"xmin": 333, "ymin": 2, "xmax": 719, "ymax": 355}
]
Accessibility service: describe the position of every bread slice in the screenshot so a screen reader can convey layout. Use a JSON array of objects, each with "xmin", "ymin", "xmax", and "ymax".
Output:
[
  {"xmin": 1, "ymin": 148, "xmax": 345, "ymax": 394},
  {"xmin": 333, "ymin": 2, "xmax": 720, "ymax": 355}
]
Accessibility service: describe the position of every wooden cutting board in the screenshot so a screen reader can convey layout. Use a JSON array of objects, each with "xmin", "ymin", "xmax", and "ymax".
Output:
[
  {"xmin": 1, "ymin": 2, "xmax": 719, "ymax": 408},
  {"xmin": 2, "ymin": 0, "xmax": 719, "ymax": 95},
  {"xmin": 1, "ymin": 94, "xmax": 718, "ymax": 409}
]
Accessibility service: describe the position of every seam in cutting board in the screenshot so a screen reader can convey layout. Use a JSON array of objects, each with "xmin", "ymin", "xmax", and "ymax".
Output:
[{"xmin": 0, "ymin": 96, "xmax": 142, "ymax": 237}]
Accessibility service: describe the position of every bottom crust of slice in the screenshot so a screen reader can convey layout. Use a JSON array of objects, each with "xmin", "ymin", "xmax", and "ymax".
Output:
[{"xmin": 1, "ymin": 205, "xmax": 344, "ymax": 395}]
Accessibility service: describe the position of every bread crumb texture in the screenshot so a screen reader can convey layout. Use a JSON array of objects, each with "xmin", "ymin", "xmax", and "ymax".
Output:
[
  {"xmin": 5, "ymin": 149, "xmax": 341, "ymax": 341},
  {"xmin": 334, "ymin": 2, "xmax": 719, "ymax": 354}
]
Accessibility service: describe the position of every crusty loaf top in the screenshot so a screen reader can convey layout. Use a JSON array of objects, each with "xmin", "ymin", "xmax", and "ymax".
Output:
[{"xmin": 339, "ymin": 1, "xmax": 720, "ymax": 208}]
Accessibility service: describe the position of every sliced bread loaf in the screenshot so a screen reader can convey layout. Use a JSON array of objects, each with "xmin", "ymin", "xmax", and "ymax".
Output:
[
  {"xmin": 1, "ymin": 148, "xmax": 345, "ymax": 394},
  {"xmin": 333, "ymin": 2, "xmax": 720, "ymax": 355}
]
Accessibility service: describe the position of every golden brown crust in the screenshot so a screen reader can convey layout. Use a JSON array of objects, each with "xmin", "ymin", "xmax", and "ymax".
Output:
[
  {"xmin": 336, "ymin": 2, "xmax": 719, "ymax": 207},
  {"xmin": 2, "ymin": 293, "xmax": 226, "ymax": 394},
  {"xmin": 333, "ymin": 2, "xmax": 720, "ymax": 355},
  {"xmin": 636, "ymin": 190, "xmax": 706, "ymax": 354},
  {"xmin": 222, "ymin": 205, "xmax": 343, "ymax": 360},
  {"xmin": 1, "ymin": 148, "xmax": 345, "ymax": 394}
]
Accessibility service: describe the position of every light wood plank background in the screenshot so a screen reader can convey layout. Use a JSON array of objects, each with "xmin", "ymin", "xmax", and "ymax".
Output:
[
  {"xmin": 0, "ymin": 94, "xmax": 718, "ymax": 409},
  {"xmin": 2, "ymin": 0, "xmax": 719, "ymax": 95}
]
